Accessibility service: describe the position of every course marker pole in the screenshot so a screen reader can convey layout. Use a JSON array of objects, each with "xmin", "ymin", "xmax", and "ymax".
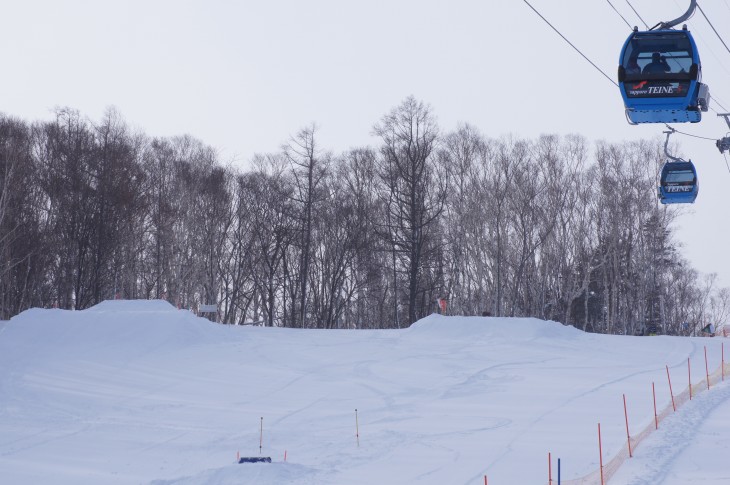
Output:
[
  {"xmin": 598, "ymin": 423, "xmax": 604, "ymax": 485},
  {"xmin": 355, "ymin": 409, "xmax": 360, "ymax": 447},
  {"xmin": 666, "ymin": 365, "xmax": 676, "ymax": 411},
  {"xmin": 688, "ymin": 358, "xmax": 692, "ymax": 400},
  {"xmin": 549, "ymin": 451, "xmax": 552, "ymax": 484},
  {"xmin": 558, "ymin": 458, "xmax": 561, "ymax": 485},
  {"xmin": 259, "ymin": 417, "xmax": 263, "ymax": 455},
  {"xmin": 652, "ymin": 382, "xmax": 658, "ymax": 429},
  {"xmin": 623, "ymin": 394, "xmax": 632, "ymax": 457},
  {"xmin": 704, "ymin": 346, "xmax": 710, "ymax": 390}
]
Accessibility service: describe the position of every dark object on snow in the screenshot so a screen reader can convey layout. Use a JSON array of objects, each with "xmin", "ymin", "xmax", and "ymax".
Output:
[{"xmin": 239, "ymin": 457, "xmax": 272, "ymax": 464}]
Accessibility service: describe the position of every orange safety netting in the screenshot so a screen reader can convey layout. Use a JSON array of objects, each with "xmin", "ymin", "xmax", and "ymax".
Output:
[{"xmin": 552, "ymin": 361, "xmax": 730, "ymax": 485}]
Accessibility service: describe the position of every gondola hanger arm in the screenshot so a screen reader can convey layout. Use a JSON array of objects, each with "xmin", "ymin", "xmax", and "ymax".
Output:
[
  {"xmin": 663, "ymin": 127, "xmax": 687, "ymax": 163},
  {"xmin": 716, "ymin": 114, "xmax": 730, "ymax": 153},
  {"xmin": 718, "ymin": 113, "xmax": 730, "ymax": 130},
  {"xmin": 656, "ymin": 0, "xmax": 696, "ymax": 30}
]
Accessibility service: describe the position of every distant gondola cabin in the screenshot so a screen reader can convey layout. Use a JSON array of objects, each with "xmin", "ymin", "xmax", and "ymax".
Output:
[{"xmin": 658, "ymin": 160, "xmax": 698, "ymax": 204}]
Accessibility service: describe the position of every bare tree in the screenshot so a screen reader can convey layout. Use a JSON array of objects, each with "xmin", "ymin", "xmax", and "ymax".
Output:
[
  {"xmin": 283, "ymin": 124, "xmax": 330, "ymax": 328},
  {"xmin": 249, "ymin": 154, "xmax": 294, "ymax": 327},
  {"xmin": 374, "ymin": 97, "xmax": 446, "ymax": 326},
  {"xmin": 0, "ymin": 115, "xmax": 46, "ymax": 318}
]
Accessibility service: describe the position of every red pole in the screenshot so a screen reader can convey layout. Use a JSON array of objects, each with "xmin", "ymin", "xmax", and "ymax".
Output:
[
  {"xmin": 549, "ymin": 451, "xmax": 552, "ymax": 485},
  {"xmin": 652, "ymin": 382, "xmax": 658, "ymax": 429},
  {"xmin": 704, "ymin": 346, "xmax": 710, "ymax": 390},
  {"xmin": 666, "ymin": 365, "xmax": 676, "ymax": 412},
  {"xmin": 623, "ymin": 394, "xmax": 632, "ymax": 458},
  {"xmin": 598, "ymin": 423, "xmax": 605, "ymax": 485},
  {"xmin": 484, "ymin": 476, "xmax": 487, "ymax": 485},
  {"xmin": 723, "ymin": 343, "xmax": 725, "ymax": 382},
  {"xmin": 688, "ymin": 358, "xmax": 692, "ymax": 400}
]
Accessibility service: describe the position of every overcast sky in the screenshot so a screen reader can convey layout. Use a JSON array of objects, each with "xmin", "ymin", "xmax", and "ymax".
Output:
[{"xmin": 2, "ymin": 0, "xmax": 729, "ymax": 289}]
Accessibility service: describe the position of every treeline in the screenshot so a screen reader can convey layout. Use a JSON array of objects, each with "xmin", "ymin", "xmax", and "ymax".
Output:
[{"xmin": 1, "ymin": 98, "xmax": 728, "ymax": 334}]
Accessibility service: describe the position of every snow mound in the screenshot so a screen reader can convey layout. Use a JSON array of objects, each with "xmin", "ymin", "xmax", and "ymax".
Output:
[
  {"xmin": 85, "ymin": 299, "xmax": 179, "ymax": 313},
  {"xmin": 1, "ymin": 302, "xmax": 725, "ymax": 485},
  {"xmin": 0, "ymin": 300, "xmax": 221, "ymax": 368},
  {"xmin": 408, "ymin": 313, "xmax": 583, "ymax": 342}
]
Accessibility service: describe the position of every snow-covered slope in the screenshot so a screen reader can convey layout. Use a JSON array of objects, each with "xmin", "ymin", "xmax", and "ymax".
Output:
[{"xmin": 0, "ymin": 301, "xmax": 727, "ymax": 484}]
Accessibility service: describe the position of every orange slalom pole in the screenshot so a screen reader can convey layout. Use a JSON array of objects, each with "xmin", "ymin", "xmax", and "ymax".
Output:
[
  {"xmin": 623, "ymin": 394, "xmax": 632, "ymax": 458},
  {"xmin": 705, "ymin": 346, "xmax": 710, "ymax": 390},
  {"xmin": 666, "ymin": 365, "xmax": 676, "ymax": 412},
  {"xmin": 549, "ymin": 451, "xmax": 552, "ymax": 485},
  {"xmin": 652, "ymin": 382, "xmax": 658, "ymax": 429},
  {"xmin": 598, "ymin": 423, "xmax": 605, "ymax": 485}
]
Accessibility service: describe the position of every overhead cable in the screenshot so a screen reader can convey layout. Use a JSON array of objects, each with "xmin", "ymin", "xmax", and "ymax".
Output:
[
  {"xmin": 711, "ymin": 100, "xmax": 730, "ymax": 114},
  {"xmin": 625, "ymin": 0, "xmax": 649, "ymax": 29},
  {"xmin": 522, "ymin": 0, "xmax": 619, "ymax": 87},
  {"xmin": 697, "ymin": 2, "xmax": 730, "ymax": 56},
  {"xmin": 606, "ymin": 0, "xmax": 633, "ymax": 29},
  {"xmin": 713, "ymin": 96, "xmax": 730, "ymax": 113}
]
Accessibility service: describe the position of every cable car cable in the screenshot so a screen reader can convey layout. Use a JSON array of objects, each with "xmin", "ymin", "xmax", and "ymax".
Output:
[
  {"xmin": 685, "ymin": 20, "xmax": 730, "ymax": 81},
  {"xmin": 606, "ymin": 0, "xmax": 633, "ymax": 30},
  {"xmin": 711, "ymin": 100, "xmax": 730, "ymax": 114},
  {"xmin": 690, "ymin": 3, "xmax": 730, "ymax": 120},
  {"xmin": 664, "ymin": 123, "xmax": 718, "ymax": 141},
  {"xmin": 625, "ymin": 0, "xmax": 649, "ymax": 29},
  {"xmin": 522, "ymin": 0, "xmax": 619, "ymax": 87},
  {"xmin": 664, "ymin": 1, "xmax": 730, "ymax": 110},
  {"xmin": 696, "ymin": 3, "xmax": 730, "ymax": 56},
  {"xmin": 527, "ymin": 0, "xmax": 724, "ymax": 140}
]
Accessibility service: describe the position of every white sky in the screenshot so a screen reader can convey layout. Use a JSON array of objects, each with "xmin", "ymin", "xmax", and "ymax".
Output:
[{"xmin": 2, "ymin": 0, "xmax": 729, "ymax": 287}]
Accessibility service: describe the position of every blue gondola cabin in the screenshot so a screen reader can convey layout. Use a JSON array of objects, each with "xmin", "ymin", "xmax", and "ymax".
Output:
[
  {"xmin": 658, "ymin": 160, "xmax": 698, "ymax": 204},
  {"xmin": 618, "ymin": 27, "xmax": 710, "ymax": 124}
]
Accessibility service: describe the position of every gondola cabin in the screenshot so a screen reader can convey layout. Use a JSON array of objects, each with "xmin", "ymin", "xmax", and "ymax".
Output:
[
  {"xmin": 618, "ymin": 27, "xmax": 710, "ymax": 124},
  {"xmin": 658, "ymin": 160, "xmax": 698, "ymax": 204}
]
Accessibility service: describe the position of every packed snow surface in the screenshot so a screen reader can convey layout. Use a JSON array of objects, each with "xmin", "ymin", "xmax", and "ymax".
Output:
[{"xmin": 0, "ymin": 300, "xmax": 728, "ymax": 484}]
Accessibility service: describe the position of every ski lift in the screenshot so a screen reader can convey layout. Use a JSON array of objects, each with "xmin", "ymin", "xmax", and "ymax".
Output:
[
  {"xmin": 658, "ymin": 129, "xmax": 698, "ymax": 204},
  {"xmin": 617, "ymin": 1, "xmax": 710, "ymax": 124}
]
